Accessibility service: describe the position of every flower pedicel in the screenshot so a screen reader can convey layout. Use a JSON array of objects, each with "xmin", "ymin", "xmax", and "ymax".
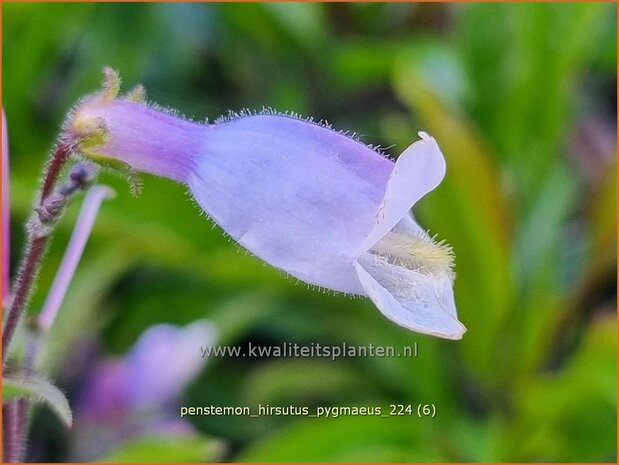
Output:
[{"xmin": 66, "ymin": 69, "xmax": 466, "ymax": 340}]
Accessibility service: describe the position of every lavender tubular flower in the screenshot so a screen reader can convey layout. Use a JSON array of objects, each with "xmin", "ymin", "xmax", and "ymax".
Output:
[{"xmin": 67, "ymin": 69, "xmax": 466, "ymax": 340}]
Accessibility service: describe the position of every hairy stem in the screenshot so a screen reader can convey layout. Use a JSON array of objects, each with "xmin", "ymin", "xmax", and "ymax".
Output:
[
  {"xmin": 5, "ymin": 325, "xmax": 40, "ymax": 463},
  {"xmin": 2, "ymin": 147, "xmax": 93, "ymax": 365},
  {"xmin": 2, "ymin": 234, "xmax": 48, "ymax": 364},
  {"xmin": 3, "ymin": 180, "xmax": 106, "ymax": 462},
  {"xmin": 38, "ymin": 186, "xmax": 114, "ymax": 331},
  {"xmin": 0, "ymin": 140, "xmax": 66, "ymax": 455},
  {"xmin": 40, "ymin": 143, "xmax": 71, "ymax": 202}
]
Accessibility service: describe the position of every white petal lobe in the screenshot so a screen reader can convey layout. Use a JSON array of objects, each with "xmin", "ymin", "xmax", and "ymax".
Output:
[
  {"xmin": 359, "ymin": 136, "xmax": 446, "ymax": 254},
  {"xmin": 355, "ymin": 254, "xmax": 466, "ymax": 340}
]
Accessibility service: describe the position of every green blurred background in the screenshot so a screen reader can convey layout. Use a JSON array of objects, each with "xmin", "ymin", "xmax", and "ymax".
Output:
[{"xmin": 3, "ymin": 2, "xmax": 617, "ymax": 462}]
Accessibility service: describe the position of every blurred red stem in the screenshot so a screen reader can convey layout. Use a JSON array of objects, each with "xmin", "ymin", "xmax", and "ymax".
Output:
[
  {"xmin": 2, "ymin": 399, "xmax": 28, "ymax": 462},
  {"xmin": 3, "ymin": 402, "xmax": 18, "ymax": 462}
]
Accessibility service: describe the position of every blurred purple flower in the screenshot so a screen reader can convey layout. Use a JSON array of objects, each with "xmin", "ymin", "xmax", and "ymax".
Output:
[
  {"xmin": 78, "ymin": 359, "xmax": 127, "ymax": 421},
  {"xmin": 124, "ymin": 320, "xmax": 217, "ymax": 408},
  {"xmin": 67, "ymin": 69, "xmax": 465, "ymax": 339},
  {"xmin": 72, "ymin": 320, "xmax": 216, "ymax": 460},
  {"xmin": 78, "ymin": 319, "xmax": 217, "ymax": 419}
]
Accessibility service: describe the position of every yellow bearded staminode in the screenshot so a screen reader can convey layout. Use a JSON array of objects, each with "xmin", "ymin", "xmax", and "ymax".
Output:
[{"xmin": 370, "ymin": 231, "xmax": 455, "ymax": 278}]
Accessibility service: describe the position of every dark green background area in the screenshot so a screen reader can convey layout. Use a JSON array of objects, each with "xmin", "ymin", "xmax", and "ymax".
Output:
[{"xmin": 3, "ymin": 2, "xmax": 617, "ymax": 462}]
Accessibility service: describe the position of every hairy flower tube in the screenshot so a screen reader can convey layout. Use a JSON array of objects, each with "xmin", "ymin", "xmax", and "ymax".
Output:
[{"xmin": 66, "ymin": 69, "xmax": 466, "ymax": 339}]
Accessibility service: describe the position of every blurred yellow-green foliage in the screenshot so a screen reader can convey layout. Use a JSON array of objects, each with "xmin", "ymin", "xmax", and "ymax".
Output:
[{"xmin": 3, "ymin": 2, "xmax": 616, "ymax": 462}]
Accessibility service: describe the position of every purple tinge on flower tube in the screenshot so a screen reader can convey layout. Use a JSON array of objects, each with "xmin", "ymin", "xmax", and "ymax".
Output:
[{"xmin": 67, "ymin": 70, "xmax": 466, "ymax": 339}]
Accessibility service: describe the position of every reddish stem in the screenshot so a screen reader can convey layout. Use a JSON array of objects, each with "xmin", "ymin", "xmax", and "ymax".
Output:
[
  {"xmin": 2, "ymin": 144, "xmax": 71, "ymax": 364},
  {"xmin": 2, "ymin": 399, "xmax": 29, "ymax": 463},
  {"xmin": 2, "ymin": 143, "xmax": 72, "ymax": 462},
  {"xmin": 3, "ymin": 402, "xmax": 18, "ymax": 462},
  {"xmin": 2, "ymin": 236, "xmax": 47, "ymax": 364},
  {"xmin": 40, "ymin": 143, "xmax": 71, "ymax": 203}
]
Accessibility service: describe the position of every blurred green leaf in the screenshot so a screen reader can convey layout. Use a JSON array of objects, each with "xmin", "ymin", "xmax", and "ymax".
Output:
[
  {"xmin": 588, "ymin": 163, "xmax": 617, "ymax": 276},
  {"xmin": 508, "ymin": 314, "xmax": 617, "ymax": 461},
  {"xmin": 458, "ymin": 3, "xmax": 611, "ymax": 211},
  {"xmin": 239, "ymin": 415, "xmax": 445, "ymax": 462},
  {"xmin": 243, "ymin": 359, "xmax": 373, "ymax": 406},
  {"xmin": 3, "ymin": 372, "xmax": 72, "ymax": 428},
  {"xmin": 99, "ymin": 435, "xmax": 221, "ymax": 463},
  {"xmin": 41, "ymin": 245, "xmax": 135, "ymax": 375},
  {"xmin": 516, "ymin": 163, "xmax": 579, "ymax": 287},
  {"xmin": 327, "ymin": 40, "xmax": 400, "ymax": 92},
  {"xmin": 393, "ymin": 43, "xmax": 514, "ymax": 384},
  {"xmin": 263, "ymin": 3, "xmax": 328, "ymax": 54},
  {"xmin": 516, "ymin": 163, "xmax": 580, "ymax": 373}
]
